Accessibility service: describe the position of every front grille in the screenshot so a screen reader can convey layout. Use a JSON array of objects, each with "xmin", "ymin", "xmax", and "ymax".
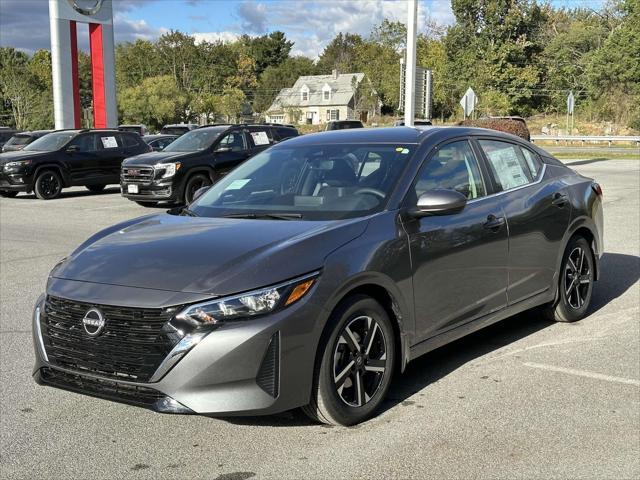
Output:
[
  {"xmin": 122, "ymin": 165, "xmax": 154, "ymax": 183},
  {"xmin": 39, "ymin": 367, "xmax": 164, "ymax": 408},
  {"xmin": 42, "ymin": 296, "xmax": 179, "ymax": 382}
]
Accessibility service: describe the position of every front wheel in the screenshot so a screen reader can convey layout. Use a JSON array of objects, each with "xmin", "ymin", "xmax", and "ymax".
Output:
[
  {"xmin": 545, "ymin": 236, "xmax": 595, "ymax": 322},
  {"xmin": 303, "ymin": 295, "xmax": 396, "ymax": 426},
  {"xmin": 34, "ymin": 170, "xmax": 63, "ymax": 200},
  {"xmin": 184, "ymin": 173, "xmax": 212, "ymax": 204}
]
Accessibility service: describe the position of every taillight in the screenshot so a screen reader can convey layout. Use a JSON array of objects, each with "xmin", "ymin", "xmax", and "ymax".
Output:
[{"xmin": 592, "ymin": 183, "xmax": 603, "ymax": 197}]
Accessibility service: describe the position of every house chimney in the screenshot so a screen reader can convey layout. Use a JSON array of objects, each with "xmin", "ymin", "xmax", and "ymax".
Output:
[{"xmin": 332, "ymin": 69, "xmax": 339, "ymax": 79}]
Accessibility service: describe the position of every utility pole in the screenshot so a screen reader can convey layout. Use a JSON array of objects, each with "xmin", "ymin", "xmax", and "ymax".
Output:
[{"xmin": 404, "ymin": 0, "xmax": 417, "ymax": 127}]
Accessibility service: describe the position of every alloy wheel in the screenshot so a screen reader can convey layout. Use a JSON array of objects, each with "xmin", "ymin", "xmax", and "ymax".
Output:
[
  {"xmin": 39, "ymin": 173, "xmax": 61, "ymax": 199},
  {"xmin": 333, "ymin": 315, "xmax": 388, "ymax": 407},
  {"xmin": 564, "ymin": 246, "xmax": 592, "ymax": 309}
]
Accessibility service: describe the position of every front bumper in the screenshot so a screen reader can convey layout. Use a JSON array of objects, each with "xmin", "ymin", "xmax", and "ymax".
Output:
[
  {"xmin": 32, "ymin": 279, "xmax": 326, "ymax": 416},
  {"xmin": 0, "ymin": 170, "xmax": 31, "ymax": 191},
  {"xmin": 121, "ymin": 181, "xmax": 178, "ymax": 202}
]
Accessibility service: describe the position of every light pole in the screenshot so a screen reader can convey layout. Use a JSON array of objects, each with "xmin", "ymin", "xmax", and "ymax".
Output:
[{"xmin": 404, "ymin": 0, "xmax": 417, "ymax": 127}]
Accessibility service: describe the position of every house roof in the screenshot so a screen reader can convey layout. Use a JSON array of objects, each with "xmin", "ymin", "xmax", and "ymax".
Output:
[{"xmin": 267, "ymin": 72, "xmax": 365, "ymax": 111}]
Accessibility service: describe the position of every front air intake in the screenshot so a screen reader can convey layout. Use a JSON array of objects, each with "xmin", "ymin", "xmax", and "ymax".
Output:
[{"xmin": 256, "ymin": 332, "xmax": 280, "ymax": 398}]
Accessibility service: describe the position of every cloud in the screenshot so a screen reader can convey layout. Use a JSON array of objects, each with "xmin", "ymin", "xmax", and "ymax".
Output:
[
  {"xmin": 232, "ymin": 0, "xmax": 455, "ymax": 59},
  {"xmin": 0, "ymin": 0, "xmax": 163, "ymax": 53},
  {"xmin": 191, "ymin": 31, "xmax": 240, "ymax": 44}
]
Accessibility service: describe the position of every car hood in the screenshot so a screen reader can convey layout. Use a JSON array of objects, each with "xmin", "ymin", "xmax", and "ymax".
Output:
[
  {"xmin": 52, "ymin": 213, "xmax": 368, "ymax": 295},
  {"xmin": 123, "ymin": 150, "xmax": 200, "ymax": 166},
  {"xmin": 0, "ymin": 150, "xmax": 51, "ymax": 163}
]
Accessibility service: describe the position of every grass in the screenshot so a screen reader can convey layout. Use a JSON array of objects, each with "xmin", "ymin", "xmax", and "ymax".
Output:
[{"xmin": 551, "ymin": 151, "xmax": 639, "ymax": 160}]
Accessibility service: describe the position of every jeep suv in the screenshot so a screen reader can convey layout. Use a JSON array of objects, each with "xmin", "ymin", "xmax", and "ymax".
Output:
[
  {"xmin": 0, "ymin": 129, "xmax": 150, "ymax": 199},
  {"xmin": 121, "ymin": 124, "xmax": 299, "ymax": 206}
]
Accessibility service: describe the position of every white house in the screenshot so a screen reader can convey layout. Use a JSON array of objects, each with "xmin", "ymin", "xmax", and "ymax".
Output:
[{"xmin": 265, "ymin": 70, "xmax": 379, "ymax": 125}]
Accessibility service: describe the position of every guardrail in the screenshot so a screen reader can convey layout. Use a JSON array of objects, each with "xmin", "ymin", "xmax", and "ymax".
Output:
[{"xmin": 531, "ymin": 135, "xmax": 640, "ymax": 146}]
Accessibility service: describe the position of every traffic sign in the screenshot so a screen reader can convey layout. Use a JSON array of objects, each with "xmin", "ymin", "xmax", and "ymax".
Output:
[
  {"xmin": 460, "ymin": 88, "xmax": 477, "ymax": 118},
  {"xmin": 567, "ymin": 91, "xmax": 575, "ymax": 114}
]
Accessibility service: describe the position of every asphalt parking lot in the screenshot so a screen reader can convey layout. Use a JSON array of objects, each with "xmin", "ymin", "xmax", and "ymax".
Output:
[{"xmin": 1, "ymin": 158, "xmax": 639, "ymax": 480}]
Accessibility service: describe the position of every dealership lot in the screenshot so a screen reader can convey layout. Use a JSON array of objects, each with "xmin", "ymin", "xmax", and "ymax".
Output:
[{"xmin": 1, "ymin": 159, "xmax": 638, "ymax": 479}]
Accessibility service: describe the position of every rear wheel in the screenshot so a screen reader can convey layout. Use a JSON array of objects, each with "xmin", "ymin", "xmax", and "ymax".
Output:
[
  {"xmin": 303, "ymin": 295, "xmax": 396, "ymax": 426},
  {"xmin": 0, "ymin": 190, "xmax": 18, "ymax": 198},
  {"xmin": 34, "ymin": 170, "xmax": 63, "ymax": 200},
  {"xmin": 86, "ymin": 184, "xmax": 106, "ymax": 192},
  {"xmin": 184, "ymin": 173, "xmax": 211, "ymax": 204},
  {"xmin": 545, "ymin": 236, "xmax": 594, "ymax": 322}
]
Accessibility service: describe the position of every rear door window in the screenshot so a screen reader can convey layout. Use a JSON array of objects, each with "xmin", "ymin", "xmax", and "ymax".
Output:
[
  {"xmin": 248, "ymin": 129, "xmax": 273, "ymax": 148},
  {"xmin": 98, "ymin": 134, "xmax": 121, "ymax": 150},
  {"xmin": 478, "ymin": 139, "xmax": 534, "ymax": 191},
  {"xmin": 520, "ymin": 146, "xmax": 542, "ymax": 179},
  {"xmin": 218, "ymin": 132, "xmax": 248, "ymax": 152}
]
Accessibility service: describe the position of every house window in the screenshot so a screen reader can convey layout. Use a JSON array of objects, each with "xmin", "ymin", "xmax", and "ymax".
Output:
[
  {"xmin": 301, "ymin": 91, "xmax": 308, "ymax": 101},
  {"xmin": 269, "ymin": 115, "xmax": 284, "ymax": 123},
  {"xmin": 329, "ymin": 109, "xmax": 339, "ymax": 121},
  {"xmin": 323, "ymin": 90, "xmax": 330, "ymax": 101}
]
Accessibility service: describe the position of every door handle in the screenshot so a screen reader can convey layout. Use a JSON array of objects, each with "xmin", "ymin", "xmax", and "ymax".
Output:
[
  {"xmin": 483, "ymin": 214, "xmax": 505, "ymax": 231},
  {"xmin": 552, "ymin": 193, "xmax": 568, "ymax": 207}
]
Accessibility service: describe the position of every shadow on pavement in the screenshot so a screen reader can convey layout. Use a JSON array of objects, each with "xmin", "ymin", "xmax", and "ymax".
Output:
[
  {"xmin": 565, "ymin": 158, "xmax": 610, "ymax": 166},
  {"xmin": 11, "ymin": 186, "xmax": 121, "ymax": 200},
  {"xmin": 221, "ymin": 252, "xmax": 639, "ymax": 427}
]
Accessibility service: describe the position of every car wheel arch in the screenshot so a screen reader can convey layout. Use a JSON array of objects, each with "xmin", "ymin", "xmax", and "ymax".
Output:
[
  {"xmin": 34, "ymin": 164, "xmax": 70, "ymax": 188},
  {"xmin": 320, "ymin": 277, "xmax": 411, "ymax": 374},
  {"xmin": 560, "ymin": 218, "xmax": 600, "ymax": 281}
]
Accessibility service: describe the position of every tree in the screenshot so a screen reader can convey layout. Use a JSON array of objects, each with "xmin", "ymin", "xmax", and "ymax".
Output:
[
  {"xmin": 115, "ymin": 40, "xmax": 162, "ymax": 90},
  {"xmin": 0, "ymin": 48, "xmax": 39, "ymax": 129},
  {"xmin": 317, "ymin": 33, "xmax": 363, "ymax": 73},
  {"xmin": 243, "ymin": 31, "xmax": 293, "ymax": 75},
  {"xmin": 118, "ymin": 75, "xmax": 188, "ymax": 130},
  {"xmin": 219, "ymin": 87, "xmax": 247, "ymax": 122}
]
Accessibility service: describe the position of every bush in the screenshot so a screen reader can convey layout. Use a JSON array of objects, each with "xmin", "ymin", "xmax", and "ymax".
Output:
[{"xmin": 458, "ymin": 118, "xmax": 531, "ymax": 141}]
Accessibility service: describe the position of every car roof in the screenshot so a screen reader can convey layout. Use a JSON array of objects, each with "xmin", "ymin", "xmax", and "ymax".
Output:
[
  {"xmin": 143, "ymin": 134, "xmax": 178, "ymax": 139},
  {"xmin": 281, "ymin": 126, "xmax": 536, "ymax": 148}
]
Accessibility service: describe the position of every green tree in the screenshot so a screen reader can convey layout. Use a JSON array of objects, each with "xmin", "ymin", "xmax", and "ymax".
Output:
[
  {"xmin": 0, "ymin": 48, "xmax": 39, "ymax": 129},
  {"xmin": 219, "ymin": 87, "xmax": 247, "ymax": 122},
  {"xmin": 317, "ymin": 33, "xmax": 363, "ymax": 73},
  {"xmin": 243, "ymin": 31, "xmax": 293, "ymax": 75},
  {"xmin": 118, "ymin": 75, "xmax": 188, "ymax": 130}
]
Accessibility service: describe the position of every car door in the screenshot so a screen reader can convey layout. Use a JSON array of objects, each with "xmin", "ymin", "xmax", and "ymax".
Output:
[
  {"xmin": 213, "ymin": 130, "xmax": 251, "ymax": 178},
  {"xmin": 475, "ymin": 138, "xmax": 571, "ymax": 305},
  {"xmin": 94, "ymin": 133, "xmax": 125, "ymax": 183},
  {"xmin": 403, "ymin": 139, "xmax": 509, "ymax": 341},
  {"xmin": 65, "ymin": 133, "xmax": 101, "ymax": 183}
]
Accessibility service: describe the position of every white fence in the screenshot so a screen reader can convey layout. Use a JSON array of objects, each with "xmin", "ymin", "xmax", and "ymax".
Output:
[{"xmin": 531, "ymin": 135, "xmax": 640, "ymax": 146}]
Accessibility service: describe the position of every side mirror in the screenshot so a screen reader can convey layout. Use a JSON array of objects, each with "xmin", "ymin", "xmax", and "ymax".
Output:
[
  {"xmin": 191, "ymin": 186, "xmax": 210, "ymax": 203},
  {"xmin": 66, "ymin": 145, "xmax": 79, "ymax": 153},
  {"xmin": 410, "ymin": 189, "xmax": 467, "ymax": 217},
  {"xmin": 215, "ymin": 146, "xmax": 232, "ymax": 153}
]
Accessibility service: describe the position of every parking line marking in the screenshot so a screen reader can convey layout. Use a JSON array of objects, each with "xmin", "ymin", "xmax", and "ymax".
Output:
[{"xmin": 524, "ymin": 362, "xmax": 640, "ymax": 386}]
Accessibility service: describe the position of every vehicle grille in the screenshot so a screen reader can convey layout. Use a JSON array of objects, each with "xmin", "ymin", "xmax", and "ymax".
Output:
[
  {"xmin": 41, "ymin": 296, "xmax": 179, "ymax": 382},
  {"xmin": 122, "ymin": 165, "xmax": 154, "ymax": 183},
  {"xmin": 39, "ymin": 367, "xmax": 164, "ymax": 408}
]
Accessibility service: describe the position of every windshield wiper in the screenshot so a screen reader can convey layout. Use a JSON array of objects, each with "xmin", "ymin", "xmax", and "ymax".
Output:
[
  {"xmin": 222, "ymin": 212, "xmax": 303, "ymax": 220},
  {"xmin": 180, "ymin": 207, "xmax": 198, "ymax": 217}
]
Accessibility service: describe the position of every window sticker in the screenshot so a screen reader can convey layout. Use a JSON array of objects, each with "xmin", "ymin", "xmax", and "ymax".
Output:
[
  {"xmin": 101, "ymin": 136, "xmax": 118, "ymax": 148},
  {"xmin": 395, "ymin": 147, "xmax": 410, "ymax": 154},
  {"xmin": 226, "ymin": 179, "xmax": 251, "ymax": 190},
  {"xmin": 250, "ymin": 131, "xmax": 270, "ymax": 146}
]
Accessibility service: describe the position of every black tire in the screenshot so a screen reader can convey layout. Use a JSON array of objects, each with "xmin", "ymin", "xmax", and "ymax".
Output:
[
  {"xmin": 86, "ymin": 184, "xmax": 106, "ymax": 192},
  {"xmin": 303, "ymin": 295, "xmax": 396, "ymax": 426},
  {"xmin": 135, "ymin": 201, "xmax": 159, "ymax": 208},
  {"xmin": 0, "ymin": 190, "xmax": 19, "ymax": 198},
  {"xmin": 184, "ymin": 173, "xmax": 212, "ymax": 204},
  {"xmin": 34, "ymin": 169, "xmax": 63, "ymax": 200},
  {"xmin": 545, "ymin": 236, "xmax": 595, "ymax": 322}
]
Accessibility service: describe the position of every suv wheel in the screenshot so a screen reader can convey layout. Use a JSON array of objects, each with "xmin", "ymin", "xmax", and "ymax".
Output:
[
  {"xmin": 86, "ymin": 184, "xmax": 106, "ymax": 193},
  {"xmin": 303, "ymin": 295, "xmax": 396, "ymax": 426},
  {"xmin": 34, "ymin": 170, "xmax": 63, "ymax": 200},
  {"xmin": 184, "ymin": 173, "xmax": 211, "ymax": 204},
  {"xmin": 545, "ymin": 236, "xmax": 595, "ymax": 322},
  {"xmin": 0, "ymin": 190, "xmax": 18, "ymax": 198}
]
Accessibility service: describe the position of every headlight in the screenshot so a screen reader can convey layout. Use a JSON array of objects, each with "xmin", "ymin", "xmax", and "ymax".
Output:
[
  {"xmin": 156, "ymin": 162, "xmax": 181, "ymax": 179},
  {"xmin": 4, "ymin": 160, "xmax": 32, "ymax": 169},
  {"xmin": 176, "ymin": 272, "xmax": 319, "ymax": 327}
]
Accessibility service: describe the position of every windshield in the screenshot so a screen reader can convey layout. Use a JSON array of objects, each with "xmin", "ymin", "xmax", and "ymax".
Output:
[
  {"xmin": 23, "ymin": 131, "xmax": 75, "ymax": 151},
  {"xmin": 5, "ymin": 134, "xmax": 31, "ymax": 146},
  {"xmin": 191, "ymin": 143, "xmax": 416, "ymax": 221},
  {"xmin": 163, "ymin": 128, "xmax": 224, "ymax": 152}
]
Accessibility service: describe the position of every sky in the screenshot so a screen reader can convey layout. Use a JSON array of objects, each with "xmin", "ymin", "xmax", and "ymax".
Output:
[{"xmin": 0, "ymin": 0, "xmax": 607, "ymax": 59}]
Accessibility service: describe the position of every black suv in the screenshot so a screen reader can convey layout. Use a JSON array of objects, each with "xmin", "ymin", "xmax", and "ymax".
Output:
[
  {"xmin": 121, "ymin": 124, "xmax": 299, "ymax": 206},
  {"xmin": 0, "ymin": 129, "xmax": 150, "ymax": 199}
]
